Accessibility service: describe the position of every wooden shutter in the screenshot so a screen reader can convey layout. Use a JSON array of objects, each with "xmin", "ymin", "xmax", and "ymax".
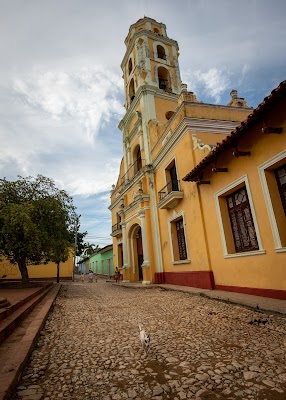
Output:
[
  {"xmin": 275, "ymin": 163, "xmax": 286, "ymax": 216},
  {"xmin": 170, "ymin": 164, "xmax": 179, "ymax": 191},
  {"xmin": 226, "ymin": 187, "xmax": 259, "ymax": 252},
  {"xmin": 176, "ymin": 219, "xmax": 187, "ymax": 260}
]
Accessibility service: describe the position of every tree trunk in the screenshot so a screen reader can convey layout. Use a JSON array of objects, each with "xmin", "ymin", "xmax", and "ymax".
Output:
[
  {"xmin": 56, "ymin": 262, "xmax": 60, "ymax": 283},
  {"xmin": 16, "ymin": 253, "xmax": 29, "ymax": 285}
]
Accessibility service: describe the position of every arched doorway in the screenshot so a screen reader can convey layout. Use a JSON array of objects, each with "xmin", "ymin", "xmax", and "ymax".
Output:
[{"xmin": 136, "ymin": 228, "xmax": 143, "ymax": 281}]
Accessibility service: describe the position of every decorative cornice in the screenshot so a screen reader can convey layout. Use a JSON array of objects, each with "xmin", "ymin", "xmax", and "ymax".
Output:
[
  {"xmin": 183, "ymin": 80, "xmax": 286, "ymax": 182},
  {"xmin": 109, "ymin": 170, "xmax": 146, "ymax": 210},
  {"xmin": 192, "ymin": 134, "xmax": 216, "ymax": 152},
  {"xmin": 122, "ymin": 29, "xmax": 179, "ymax": 70},
  {"xmin": 123, "ymin": 206, "xmax": 150, "ymax": 225},
  {"xmin": 153, "ymin": 116, "xmax": 240, "ymax": 170},
  {"xmin": 123, "ymin": 117, "xmax": 142, "ymax": 143},
  {"xmin": 118, "ymin": 85, "xmax": 178, "ymax": 131},
  {"xmin": 123, "ymin": 194, "xmax": 150, "ymax": 217}
]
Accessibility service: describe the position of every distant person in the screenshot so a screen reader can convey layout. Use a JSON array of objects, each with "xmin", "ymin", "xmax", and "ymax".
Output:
[
  {"xmin": 115, "ymin": 267, "xmax": 121, "ymax": 283},
  {"xmin": 88, "ymin": 270, "xmax": 94, "ymax": 283},
  {"xmin": 80, "ymin": 273, "xmax": 85, "ymax": 283}
]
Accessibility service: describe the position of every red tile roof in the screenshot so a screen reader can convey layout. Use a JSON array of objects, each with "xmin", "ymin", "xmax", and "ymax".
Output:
[{"xmin": 183, "ymin": 80, "xmax": 286, "ymax": 182}]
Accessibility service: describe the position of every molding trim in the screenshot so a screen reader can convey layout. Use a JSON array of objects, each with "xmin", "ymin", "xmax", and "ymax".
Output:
[
  {"xmin": 276, "ymin": 247, "xmax": 286, "ymax": 253},
  {"xmin": 153, "ymin": 117, "xmax": 239, "ymax": 170},
  {"xmin": 224, "ymin": 250, "xmax": 266, "ymax": 258},
  {"xmin": 124, "ymin": 206, "xmax": 150, "ymax": 225},
  {"xmin": 258, "ymin": 149, "xmax": 286, "ymax": 250},
  {"xmin": 119, "ymin": 84, "xmax": 178, "ymax": 130},
  {"xmin": 122, "ymin": 29, "xmax": 179, "ymax": 69},
  {"xmin": 193, "ymin": 134, "xmax": 215, "ymax": 151},
  {"xmin": 173, "ymin": 260, "xmax": 191, "ymax": 265},
  {"xmin": 123, "ymin": 115, "xmax": 142, "ymax": 142},
  {"xmin": 168, "ymin": 210, "xmax": 190, "ymax": 263},
  {"xmin": 152, "ymin": 40, "xmax": 170, "ymax": 65},
  {"xmin": 214, "ymin": 174, "xmax": 264, "ymax": 257}
]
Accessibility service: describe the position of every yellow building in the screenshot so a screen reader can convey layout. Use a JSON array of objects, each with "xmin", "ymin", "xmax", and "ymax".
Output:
[
  {"xmin": 0, "ymin": 256, "xmax": 74, "ymax": 281},
  {"xmin": 183, "ymin": 81, "xmax": 286, "ymax": 299},
  {"xmin": 109, "ymin": 17, "xmax": 286, "ymax": 299}
]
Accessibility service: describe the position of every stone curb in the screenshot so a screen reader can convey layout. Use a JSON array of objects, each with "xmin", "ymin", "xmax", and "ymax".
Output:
[{"xmin": 114, "ymin": 283, "xmax": 286, "ymax": 315}]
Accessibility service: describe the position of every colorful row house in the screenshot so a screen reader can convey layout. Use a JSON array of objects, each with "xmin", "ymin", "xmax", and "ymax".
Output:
[
  {"xmin": 109, "ymin": 16, "xmax": 286, "ymax": 299},
  {"xmin": 89, "ymin": 245, "xmax": 114, "ymax": 277}
]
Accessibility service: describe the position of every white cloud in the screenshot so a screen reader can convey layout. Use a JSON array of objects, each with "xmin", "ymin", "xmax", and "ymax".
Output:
[
  {"xmin": 183, "ymin": 68, "xmax": 231, "ymax": 103},
  {"xmin": 0, "ymin": 65, "xmax": 124, "ymax": 199},
  {"xmin": 13, "ymin": 66, "xmax": 124, "ymax": 143},
  {"xmin": 64, "ymin": 160, "xmax": 121, "ymax": 197}
]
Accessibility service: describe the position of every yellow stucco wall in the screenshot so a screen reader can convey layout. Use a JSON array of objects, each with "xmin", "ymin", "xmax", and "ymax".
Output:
[
  {"xmin": 0, "ymin": 254, "xmax": 74, "ymax": 280},
  {"xmin": 197, "ymin": 100, "xmax": 286, "ymax": 291},
  {"xmin": 154, "ymin": 131, "xmax": 210, "ymax": 273}
]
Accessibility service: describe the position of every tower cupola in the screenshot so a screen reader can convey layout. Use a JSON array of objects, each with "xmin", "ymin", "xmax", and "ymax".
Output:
[{"xmin": 121, "ymin": 16, "xmax": 182, "ymax": 110}]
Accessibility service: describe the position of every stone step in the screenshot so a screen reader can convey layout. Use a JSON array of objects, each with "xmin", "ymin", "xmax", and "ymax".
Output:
[
  {"xmin": 0, "ymin": 299, "xmax": 10, "ymax": 309},
  {"xmin": 0, "ymin": 284, "xmax": 61, "ymax": 400},
  {"xmin": 0, "ymin": 283, "xmax": 52, "ymax": 323},
  {"xmin": 0, "ymin": 284, "xmax": 54, "ymax": 346}
]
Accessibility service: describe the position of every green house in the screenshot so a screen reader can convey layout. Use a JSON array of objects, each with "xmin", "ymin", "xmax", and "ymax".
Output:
[{"xmin": 89, "ymin": 244, "xmax": 114, "ymax": 277}]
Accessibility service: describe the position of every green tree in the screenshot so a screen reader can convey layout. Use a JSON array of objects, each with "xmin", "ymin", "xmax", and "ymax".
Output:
[
  {"xmin": 46, "ymin": 200, "xmax": 75, "ymax": 283},
  {"xmin": 83, "ymin": 242, "xmax": 96, "ymax": 256},
  {"xmin": 0, "ymin": 175, "xmax": 76, "ymax": 285},
  {"xmin": 74, "ymin": 230, "xmax": 88, "ymax": 256}
]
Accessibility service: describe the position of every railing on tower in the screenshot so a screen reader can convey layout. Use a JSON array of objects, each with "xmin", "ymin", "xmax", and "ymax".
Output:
[
  {"xmin": 158, "ymin": 179, "xmax": 180, "ymax": 201},
  {"xmin": 112, "ymin": 222, "xmax": 121, "ymax": 233}
]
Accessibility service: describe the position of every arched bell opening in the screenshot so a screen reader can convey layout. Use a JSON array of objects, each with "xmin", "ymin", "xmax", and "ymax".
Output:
[
  {"xmin": 158, "ymin": 66, "xmax": 171, "ymax": 92},
  {"xmin": 129, "ymin": 78, "xmax": 135, "ymax": 103}
]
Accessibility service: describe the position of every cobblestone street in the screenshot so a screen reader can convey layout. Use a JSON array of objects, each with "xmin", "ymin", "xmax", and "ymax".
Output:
[{"xmin": 12, "ymin": 280, "xmax": 286, "ymax": 400}]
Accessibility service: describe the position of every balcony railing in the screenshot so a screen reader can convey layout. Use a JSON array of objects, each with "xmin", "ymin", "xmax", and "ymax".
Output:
[
  {"xmin": 112, "ymin": 222, "xmax": 121, "ymax": 233},
  {"xmin": 110, "ymin": 157, "xmax": 145, "ymax": 202},
  {"xmin": 111, "ymin": 222, "xmax": 122, "ymax": 237},
  {"xmin": 158, "ymin": 180, "xmax": 180, "ymax": 201},
  {"xmin": 158, "ymin": 179, "xmax": 184, "ymax": 209},
  {"xmin": 121, "ymin": 157, "xmax": 145, "ymax": 185}
]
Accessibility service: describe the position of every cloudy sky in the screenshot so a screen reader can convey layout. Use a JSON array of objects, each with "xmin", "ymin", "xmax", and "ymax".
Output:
[{"xmin": 1, "ymin": 0, "xmax": 285, "ymax": 247}]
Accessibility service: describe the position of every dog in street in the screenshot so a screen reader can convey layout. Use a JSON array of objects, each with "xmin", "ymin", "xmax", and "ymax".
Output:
[{"xmin": 138, "ymin": 324, "xmax": 150, "ymax": 353}]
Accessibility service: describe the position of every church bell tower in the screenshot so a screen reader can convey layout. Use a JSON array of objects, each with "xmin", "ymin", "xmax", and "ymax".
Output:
[{"xmin": 121, "ymin": 17, "xmax": 182, "ymax": 117}]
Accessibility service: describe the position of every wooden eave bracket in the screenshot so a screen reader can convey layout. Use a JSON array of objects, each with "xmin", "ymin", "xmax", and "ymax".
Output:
[
  {"xmin": 211, "ymin": 165, "xmax": 228, "ymax": 173},
  {"xmin": 196, "ymin": 175, "xmax": 210, "ymax": 185},
  {"xmin": 262, "ymin": 127, "xmax": 283, "ymax": 134},
  {"xmin": 232, "ymin": 148, "xmax": 251, "ymax": 158}
]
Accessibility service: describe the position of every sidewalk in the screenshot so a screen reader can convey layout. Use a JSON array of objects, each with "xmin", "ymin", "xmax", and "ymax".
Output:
[{"xmin": 114, "ymin": 282, "xmax": 286, "ymax": 315}]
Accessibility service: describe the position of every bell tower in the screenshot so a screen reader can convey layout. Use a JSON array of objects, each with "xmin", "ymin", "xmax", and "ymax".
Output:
[{"xmin": 121, "ymin": 17, "xmax": 182, "ymax": 118}]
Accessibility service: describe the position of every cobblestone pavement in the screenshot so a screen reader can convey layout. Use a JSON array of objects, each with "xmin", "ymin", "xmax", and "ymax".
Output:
[{"xmin": 12, "ymin": 280, "xmax": 286, "ymax": 400}]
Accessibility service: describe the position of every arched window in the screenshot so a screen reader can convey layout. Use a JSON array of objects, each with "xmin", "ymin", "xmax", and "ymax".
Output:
[
  {"xmin": 133, "ymin": 146, "xmax": 142, "ymax": 175},
  {"xmin": 157, "ymin": 45, "xmax": 166, "ymax": 60},
  {"xmin": 158, "ymin": 66, "xmax": 171, "ymax": 92},
  {"xmin": 165, "ymin": 111, "xmax": 174, "ymax": 120},
  {"xmin": 128, "ymin": 58, "xmax": 133, "ymax": 75},
  {"xmin": 129, "ymin": 79, "xmax": 135, "ymax": 103},
  {"xmin": 154, "ymin": 28, "xmax": 160, "ymax": 34}
]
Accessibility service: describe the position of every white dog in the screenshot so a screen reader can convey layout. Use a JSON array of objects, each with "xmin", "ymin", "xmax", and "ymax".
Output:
[{"xmin": 138, "ymin": 324, "xmax": 150, "ymax": 353}]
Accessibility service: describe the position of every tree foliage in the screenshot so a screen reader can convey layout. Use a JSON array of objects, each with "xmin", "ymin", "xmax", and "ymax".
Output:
[
  {"xmin": 75, "ymin": 230, "xmax": 88, "ymax": 256},
  {"xmin": 0, "ymin": 175, "xmax": 77, "ymax": 284}
]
